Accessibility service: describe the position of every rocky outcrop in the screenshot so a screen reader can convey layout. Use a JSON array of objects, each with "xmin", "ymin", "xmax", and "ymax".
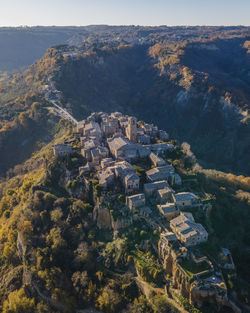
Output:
[
  {"xmin": 95, "ymin": 206, "xmax": 112, "ymax": 229},
  {"xmin": 159, "ymin": 241, "xmax": 230, "ymax": 310},
  {"xmin": 94, "ymin": 205, "xmax": 133, "ymax": 230}
]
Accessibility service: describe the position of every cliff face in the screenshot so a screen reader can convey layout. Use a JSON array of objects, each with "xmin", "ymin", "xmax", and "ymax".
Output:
[
  {"xmin": 159, "ymin": 243, "xmax": 230, "ymax": 310},
  {"xmin": 95, "ymin": 206, "xmax": 112, "ymax": 229},
  {"xmin": 95, "ymin": 206, "xmax": 132, "ymax": 231}
]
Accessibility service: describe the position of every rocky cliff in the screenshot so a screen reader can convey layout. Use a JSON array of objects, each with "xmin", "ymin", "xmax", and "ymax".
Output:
[{"xmin": 158, "ymin": 242, "xmax": 237, "ymax": 311}]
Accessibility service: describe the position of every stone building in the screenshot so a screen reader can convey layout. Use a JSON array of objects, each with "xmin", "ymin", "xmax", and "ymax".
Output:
[
  {"xmin": 108, "ymin": 135, "xmax": 136, "ymax": 160},
  {"xmin": 157, "ymin": 203, "xmax": 179, "ymax": 220},
  {"xmin": 146, "ymin": 143, "xmax": 174, "ymax": 154},
  {"xmin": 149, "ymin": 152, "xmax": 166, "ymax": 167},
  {"xmin": 98, "ymin": 169, "xmax": 115, "ymax": 188},
  {"xmin": 107, "ymin": 135, "xmax": 149, "ymax": 161},
  {"xmin": 126, "ymin": 116, "xmax": 137, "ymax": 142},
  {"xmin": 101, "ymin": 158, "xmax": 115, "ymax": 169},
  {"xmin": 146, "ymin": 165, "xmax": 175, "ymax": 182},
  {"xmin": 126, "ymin": 193, "xmax": 145, "ymax": 211},
  {"xmin": 156, "ymin": 187, "xmax": 175, "ymax": 203},
  {"xmin": 83, "ymin": 121, "xmax": 102, "ymax": 138},
  {"xmin": 143, "ymin": 180, "xmax": 169, "ymax": 197},
  {"xmin": 124, "ymin": 173, "xmax": 140, "ymax": 194},
  {"xmin": 170, "ymin": 212, "xmax": 208, "ymax": 246},
  {"xmin": 53, "ymin": 144, "xmax": 73, "ymax": 158},
  {"xmin": 173, "ymin": 192, "xmax": 200, "ymax": 209}
]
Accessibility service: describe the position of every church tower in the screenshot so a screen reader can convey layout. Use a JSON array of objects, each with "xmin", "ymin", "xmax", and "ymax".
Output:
[{"xmin": 127, "ymin": 117, "xmax": 137, "ymax": 142}]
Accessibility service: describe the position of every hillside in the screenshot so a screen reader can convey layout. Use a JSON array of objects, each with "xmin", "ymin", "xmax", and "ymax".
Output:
[
  {"xmin": 48, "ymin": 37, "xmax": 250, "ymax": 175},
  {"xmin": 0, "ymin": 24, "xmax": 250, "ymax": 313},
  {"xmin": 0, "ymin": 111, "xmax": 250, "ymax": 313},
  {"xmin": 0, "ymin": 32, "xmax": 250, "ymax": 178},
  {"xmin": 0, "ymin": 25, "xmax": 249, "ymax": 72},
  {"xmin": 0, "ymin": 26, "xmax": 249, "ymax": 177}
]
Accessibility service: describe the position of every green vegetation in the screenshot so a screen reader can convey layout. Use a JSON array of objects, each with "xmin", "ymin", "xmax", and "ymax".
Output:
[
  {"xmin": 131, "ymin": 250, "xmax": 164, "ymax": 286},
  {"xmin": 174, "ymin": 293, "xmax": 202, "ymax": 313},
  {"xmin": 0, "ymin": 25, "xmax": 250, "ymax": 313},
  {"xmin": 179, "ymin": 259, "xmax": 210, "ymax": 278}
]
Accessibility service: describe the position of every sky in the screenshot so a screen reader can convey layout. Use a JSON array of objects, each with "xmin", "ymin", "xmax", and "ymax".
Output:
[{"xmin": 0, "ymin": 0, "xmax": 249, "ymax": 27}]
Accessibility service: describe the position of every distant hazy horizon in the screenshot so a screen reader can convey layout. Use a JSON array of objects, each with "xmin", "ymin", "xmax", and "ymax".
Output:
[
  {"xmin": 0, "ymin": 0, "xmax": 249, "ymax": 27},
  {"xmin": 0, "ymin": 25, "xmax": 249, "ymax": 28}
]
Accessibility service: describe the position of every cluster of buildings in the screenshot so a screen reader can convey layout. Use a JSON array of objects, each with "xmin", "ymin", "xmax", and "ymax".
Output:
[
  {"xmin": 53, "ymin": 111, "xmax": 208, "ymax": 249},
  {"xmin": 51, "ymin": 111, "xmax": 231, "ymax": 306},
  {"xmin": 54, "ymin": 111, "xmax": 176, "ymax": 194}
]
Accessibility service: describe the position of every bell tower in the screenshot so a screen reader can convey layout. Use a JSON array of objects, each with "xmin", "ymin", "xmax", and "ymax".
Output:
[{"xmin": 127, "ymin": 117, "xmax": 137, "ymax": 142}]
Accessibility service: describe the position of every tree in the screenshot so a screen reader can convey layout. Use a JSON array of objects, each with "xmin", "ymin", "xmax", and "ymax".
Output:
[
  {"xmin": 50, "ymin": 208, "xmax": 63, "ymax": 223},
  {"xmin": 2, "ymin": 288, "xmax": 36, "ymax": 313},
  {"xmin": 152, "ymin": 295, "xmax": 174, "ymax": 313},
  {"xmin": 72, "ymin": 271, "xmax": 89, "ymax": 294},
  {"xmin": 3, "ymin": 243, "xmax": 16, "ymax": 261},
  {"xmin": 97, "ymin": 284, "xmax": 122, "ymax": 313},
  {"xmin": 125, "ymin": 295, "xmax": 153, "ymax": 313},
  {"xmin": 18, "ymin": 112, "xmax": 31, "ymax": 128},
  {"xmin": 46, "ymin": 227, "xmax": 66, "ymax": 252}
]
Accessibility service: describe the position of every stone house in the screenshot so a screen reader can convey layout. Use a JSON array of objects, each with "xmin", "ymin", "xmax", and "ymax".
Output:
[
  {"xmin": 101, "ymin": 158, "xmax": 115, "ymax": 169},
  {"xmin": 170, "ymin": 212, "xmax": 208, "ymax": 247},
  {"xmin": 81, "ymin": 137, "xmax": 99, "ymax": 150},
  {"xmin": 173, "ymin": 192, "xmax": 200, "ymax": 209},
  {"xmin": 53, "ymin": 144, "xmax": 73, "ymax": 158},
  {"xmin": 111, "ymin": 161, "xmax": 134, "ymax": 178},
  {"xmin": 156, "ymin": 187, "xmax": 175, "ymax": 203},
  {"xmin": 107, "ymin": 135, "xmax": 137, "ymax": 160},
  {"xmin": 106, "ymin": 161, "xmax": 139, "ymax": 194},
  {"xmin": 124, "ymin": 173, "xmax": 140, "ymax": 194},
  {"xmin": 159, "ymin": 232, "xmax": 178, "ymax": 250},
  {"xmin": 143, "ymin": 180, "xmax": 169, "ymax": 197},
  {"xmin": 108, "ymin": 135, "xmax": 149, "ymax": 161},
  {"xmin": 142, "ymin": 123, "xmax": 158, "ymax": 137},
  {"xmin": 91, "ymin": 148, "xmax": 101, "ymax": 163},
  {"xmin": 101, "ymin": 116, "xmax": 119, "ymax": 137},
  {"xmin": 146, "ymin": 165, "xmax": 175, "ymax": 182},
  {"xmin": 118, "ymin": 116, "xmax": 129, "ymax": 133},
  {"xmin": 147, "ymin": 143, "xmax": 174, "ymax": 154},
  {"xmin": 83, "ymin": 121, "xmax": 102, "ymax": 138},
  {"xmin": 126, "ymin": 193, "xmax": 146, "ymax": 211},
  {"xmin": 98, "ymin": 169, "xmax": 115, "ymax": 189},
  {"xmin": 76, "ymin": 120, "xmax": 85, "ymax": 134},
  {"xmin": 81, "ymin": 148, "xmax": 92, "ymax": 161},
  {"xmin": 157, "ymin": 203, "xmax": 179, "ymax": 220},
  {"xmin": 141, "ymin": 123, "xmax": 152, "ymax": 135},
  {"xmin": 149, "ymin": 152, "xmax": 166, "ymax": 167}
]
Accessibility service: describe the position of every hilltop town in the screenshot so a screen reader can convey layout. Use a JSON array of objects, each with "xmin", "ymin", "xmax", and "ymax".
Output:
[
  {"xmin": 0, "ymin": 22, "xmax": 250, "ymax": 313},
  {"xmin": 52, "ymin": 111, "xmax": 238, "ymax": 312}
]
